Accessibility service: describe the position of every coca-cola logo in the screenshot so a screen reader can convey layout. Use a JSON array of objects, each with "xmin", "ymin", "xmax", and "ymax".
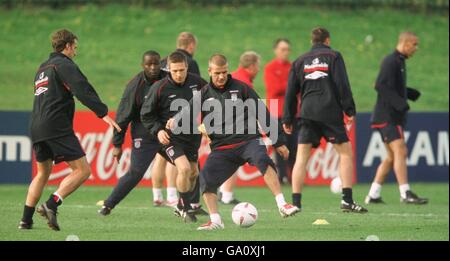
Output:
[{"xmin": 49, "ymin": 126, "xmax": 132, "ymax": 182}]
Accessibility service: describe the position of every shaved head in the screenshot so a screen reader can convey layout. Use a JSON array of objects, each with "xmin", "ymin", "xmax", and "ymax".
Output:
[
  {"xmin": 398, "ymin": 31, "xmax": 418, "ymax": 45},
  {"xmin": 209, "ymin": 53, "xmax": 228, "ymax": 67},
  {"xmin": 397, "ymin": 31, "xmax": 419, "ymax": 58}
]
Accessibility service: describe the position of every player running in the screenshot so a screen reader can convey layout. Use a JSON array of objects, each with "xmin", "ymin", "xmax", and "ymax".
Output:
[
  {"xmin": 365, "ymin": 32, "xmax": 428, "ymax": 205},
  {"xmin": 283, "ymin": 27, "xmax": 368, "ymax": 213},
  {"xmin": 140, "ymin": 51, "xmax": 208, "ymax": 223},
  {"xmin": 167, "ymin": 54, "xmax": 299, "ymax": 230},
  {"xmin": 19, "ymin": 29, "xmax": 121, "ymax": 231},
  {"xmin": 97, "ymin": 50, "xmax": 168, "ymax": 216}
]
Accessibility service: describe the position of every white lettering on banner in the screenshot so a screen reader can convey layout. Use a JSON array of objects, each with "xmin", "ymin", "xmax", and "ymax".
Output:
[
  {"xmin": 307, "ymin": 143, "xmax": 340, "ymax": 179},
  {"xmin": 0, "ymin": 135, "xmax": 31, "ymax": 162},
  {"xmin": 408, "ymin": 131, "xmax": 435, "ymax": 165},
  {"xmin": 362, "ymin": 130, "xmax": 449, "ymax": 167},
  {"xmin": 437, "ymin": 131, "xmax": 449, "ymax": 166}
]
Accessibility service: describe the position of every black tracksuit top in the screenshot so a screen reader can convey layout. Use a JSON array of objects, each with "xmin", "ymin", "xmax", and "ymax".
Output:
[
  {"xmin": 283, "ymin": 44, "xmax": 356, "ymax": 125},
  {"xmin": 140, "ymin": 73, "xmax": 207, "ymax": 146},
  {"xmin": 112, "ymin": 71, "xmax": 166, "ymax": 147},
  {"xmin": 176, "ymin": 75, "xmax": 286, "ymax": 150},
  {"xmin": 30, "ymin": 52, "xmax": 108, "ymax": 143},
  {"xmin": 371, "ymin": 50, "xmax": 417, "ymax": 126}
]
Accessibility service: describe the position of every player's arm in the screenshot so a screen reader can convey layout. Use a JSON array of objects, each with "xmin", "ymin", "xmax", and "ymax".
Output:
[
  {"xmin": 375, "ymin": 59, "xmax": 409, "ymax": 112},
  {"xmin": 140, "ymin": 84, "xmax": 164, "ymax": 138},
  {"xmin": 282, "ymin": 61, "xmax": 301, "ymax": 134},
  {"xmin": 245, "ymin": 86, "xmax": 288, "ymax": 159},
  {"xmin": 112, "ymin": 82, "xmax": 138, "ymax": 147},
  {"xmin": 191, "ymin": 60, "xmax": 201, "ymax": 77},
  {"xmin": 332, "ymin": 53, "xmax": 356, "ymax": 122},
  {"xmin": 57, "ymin": 62, "xmax": 121, "ymax": 132},
  {"xmin": 111, "ymin": 81, "xmax": 139, "ymax": 162}
]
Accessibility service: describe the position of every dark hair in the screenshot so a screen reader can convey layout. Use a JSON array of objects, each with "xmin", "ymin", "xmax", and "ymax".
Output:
[
  {"xmin": 273, "ymin": 38, "xmax": 291, "ymax": 49},
  {"xmin": 311, "ymin": 27, "xmax": 330, "ymax": 45},
  {"xmin": 208, "ymin": 53, "xmax": 228, "ymax": 67},
  {"xmin": 51, "ymin": 29, "xmax": 77, "ymax": 52},
  {"xmin": 142, "ymin": 50, "xmax": 160, "ymax": 61},
  {"xmin": 168, "ymin": 51, "xmax": 187, "ymax": 64}
]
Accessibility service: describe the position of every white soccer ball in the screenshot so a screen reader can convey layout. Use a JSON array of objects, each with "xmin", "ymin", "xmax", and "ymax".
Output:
[
  {"xmin": 232, "ymin": 202, "xmax": 258, "ymax": 228},
  {"xmin": 330, "ymin": 177, "xmax": 342, "ymax": 194}
]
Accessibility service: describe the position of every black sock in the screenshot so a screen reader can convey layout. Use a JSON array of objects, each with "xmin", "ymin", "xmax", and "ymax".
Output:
[
  {"xmin": 190, "ymin": 176, "xmax": 200, "ymax": 205},
  {"xmin": 292, "ymin": 193, "xmax": 302, "ymax": 208},
  {"xmin": 22, "ymin": 205, "xmax": 35, "ymax": 223},
  {"xmin": 46, "ymin": 194, "xmax": 62, "ymax": 211},
  {"xmin": 179, "ymin": 192, "xmax": 192, "ymax": 211},
  {"xmin": 342, "ymin": 188, "xmax": 353, "ymax": 204}
]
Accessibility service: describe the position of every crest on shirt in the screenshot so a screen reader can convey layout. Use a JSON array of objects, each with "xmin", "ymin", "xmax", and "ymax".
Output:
[
  {"xmin": 230, "ymin": 90, "xmax": 239, "ymax": 102},
  {"xmin": 134, "ymin": 138, "xmax": 142, "ymax": 149}
]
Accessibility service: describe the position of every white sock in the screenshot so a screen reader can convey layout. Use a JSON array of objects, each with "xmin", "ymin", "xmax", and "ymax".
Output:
[
  {"xmin": 399, "ymin": 184, "xmax": 410, "ymax": 198},
  {"xmin": 152, "ymin": 188, "xmax": 163, "ymax": 202},
  {"xmin": 368, "ymin": 182, "xmax": 382, "ymax": 199},
  {"xmin": 167, "ymin": 187, "xmax": 178, "ymax": 202},
  {"xmin": 210, "ymin": 213, "xmax": 222, "ymax": 224},
  {"xmin": 275, "ymin": 193, "xmax": 287, "ymax": 208},
  {"xmin": 221, "ymin": 191, "xmax": 234, "ymax": 203},
  {"xmin": 191, "ymin": 203, "xmax": 200, "ymax": 208}
]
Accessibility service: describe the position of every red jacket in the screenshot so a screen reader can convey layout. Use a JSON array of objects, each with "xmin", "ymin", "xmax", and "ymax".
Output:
[
  {"xmin": 231, "ymin": 67, "xmax": 254, "ymax": 88},
  {"xmin": 264, "ymin": 59, "xmax": 291, "ymax": 118}
]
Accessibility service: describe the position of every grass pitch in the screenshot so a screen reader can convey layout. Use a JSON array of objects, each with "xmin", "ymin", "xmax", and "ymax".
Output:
[{"xmin": 0, "ymin": 183, "xmax": 448, "ymax": 241}]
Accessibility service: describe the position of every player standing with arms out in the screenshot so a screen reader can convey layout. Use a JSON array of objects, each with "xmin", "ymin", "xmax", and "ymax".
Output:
[
  {"xmin": 365, "ymin": 32, "xmax": 428, "ymax": 205},
  {"xmin": 264, "ymin": 38, "xmax": 297, "ymax": 185},
  {"xmin": 141, "ymin": 51, "xmax": 207, "ymax": 223},
  {"xmin": 97, "ymin": 51, "xmax": 168, "ymax": 216},
  {"xmin": 168, "ymin": 54, "xmax": 299, "ymax": 230},
  {"xmin": 219, "ymin": 51, "xmax": 261, "ymax": 205},
  {"xmin": 19, "ymin": 29, "xmax": 121, "ymax": 230},
  {"xmin": 283, "ymin": 27, "xmax": 367, "ymax": 213}
]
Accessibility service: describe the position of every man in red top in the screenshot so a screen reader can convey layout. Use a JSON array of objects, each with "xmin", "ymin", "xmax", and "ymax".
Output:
[
  {"xmin": 264, "ymin": 38, "xmax": 296, "ymax": 184},
  {"xmin": 219, "ymin": 51, "xmax": 261, "ymax": 205}
]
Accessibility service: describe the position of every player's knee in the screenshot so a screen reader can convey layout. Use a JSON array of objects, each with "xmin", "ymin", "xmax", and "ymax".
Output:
[
  {"xmin": 177, "ymin": 166, "xmax": 191, "ymax": 177},
  {"xmin": 385, "ymin": 155, "xmax": 394, "ymax": 164},
  {"xmin": 395, "ymin": 145, "xmax": 408, "ymax": 159}
]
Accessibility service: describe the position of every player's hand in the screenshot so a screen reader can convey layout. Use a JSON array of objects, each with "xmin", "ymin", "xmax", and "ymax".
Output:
[
  {"xmin": 276, "ymin": 145, "xmax": 289, "ymax": 160},
  {"xmin": 283, "ymin": 123, "xmax": 292, "ymax": 135},
  {"xmin": 157, "ymin": 130, "xmax": 170, "ymax": 145},
  {"xmin": 103, "ymin": 115, "xmax": 122, "ymax": 133},
  {"xmin": 112, "ymin": 147, "xmax": 123, "ymax": 164},
  {"xmin": 166, "ymin": 118, "xmax": 175, "ymax": 130}
]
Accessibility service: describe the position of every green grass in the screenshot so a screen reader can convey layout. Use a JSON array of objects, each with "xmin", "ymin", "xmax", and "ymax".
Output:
[
  {"xmin": 0, "ymin": 5, "xmax": 448, "ymax": 112},
  {"xmin": 0, "ymin": 183, "xmax": 448, "ymax": 240}
]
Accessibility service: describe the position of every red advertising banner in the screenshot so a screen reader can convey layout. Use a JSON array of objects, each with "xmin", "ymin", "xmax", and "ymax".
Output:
[{"xmin": 32, "ymin": 111, "xmax": 356, "ymax": 187}]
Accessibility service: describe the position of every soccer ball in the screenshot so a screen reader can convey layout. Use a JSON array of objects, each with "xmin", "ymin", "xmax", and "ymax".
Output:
[
  {"xmin": 232, "ymin": 202, "xmax": 258, "ymax": 228},
  {"xmin": 330, "ymin": 177, "xmax": 342, "ymax": 194}
]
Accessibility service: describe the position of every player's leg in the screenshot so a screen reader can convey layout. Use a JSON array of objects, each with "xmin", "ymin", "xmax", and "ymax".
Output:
[
  {"xmin": 172, "ymin": 152, "xmax": 198, "ymax": 222},
  {"xmin": 165, "ymin": 162, "xmax": 179, "ymax": 207},
  {"xmin": 19, "ymin": 159, "xmax": 52, "ymax": 229},
  {"xmin": 389, "ymin": 137, "xmax": 428, "ymax": 204},
  {"xmin": 100, "ymin": 142, "xmax": 159, "ymax": 215},
  {"xmin": 219, "ymin": 173, "xmax": 240, "ymax": 205},
  {"xmin": 151, "ymin": 153, "xmax": 167, "ymax": 206},
  {"xmin": 36, "ymin": 156, "xmax": 90, "ymax": 231},
  {"xmin": 332, "ymin": 142, "xmax": 367, "ymax": 213},
  {"xmin": 365, "ymin": 142, "xmax": 393, "ymax": 204},
  {"xmin": 198, "ymin": 150, "xmax": 239, "ymax": 230},
  {"xmin": 291, "ymin": 144, "xmax": 312, "ymax": 209},
  {"xmin": 291, "ymin": 119, "xmax": 317, "ymax": 209},
  {"xmin": 242, "ymin": 139, "xmax": 299, "ymax": 217}
]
